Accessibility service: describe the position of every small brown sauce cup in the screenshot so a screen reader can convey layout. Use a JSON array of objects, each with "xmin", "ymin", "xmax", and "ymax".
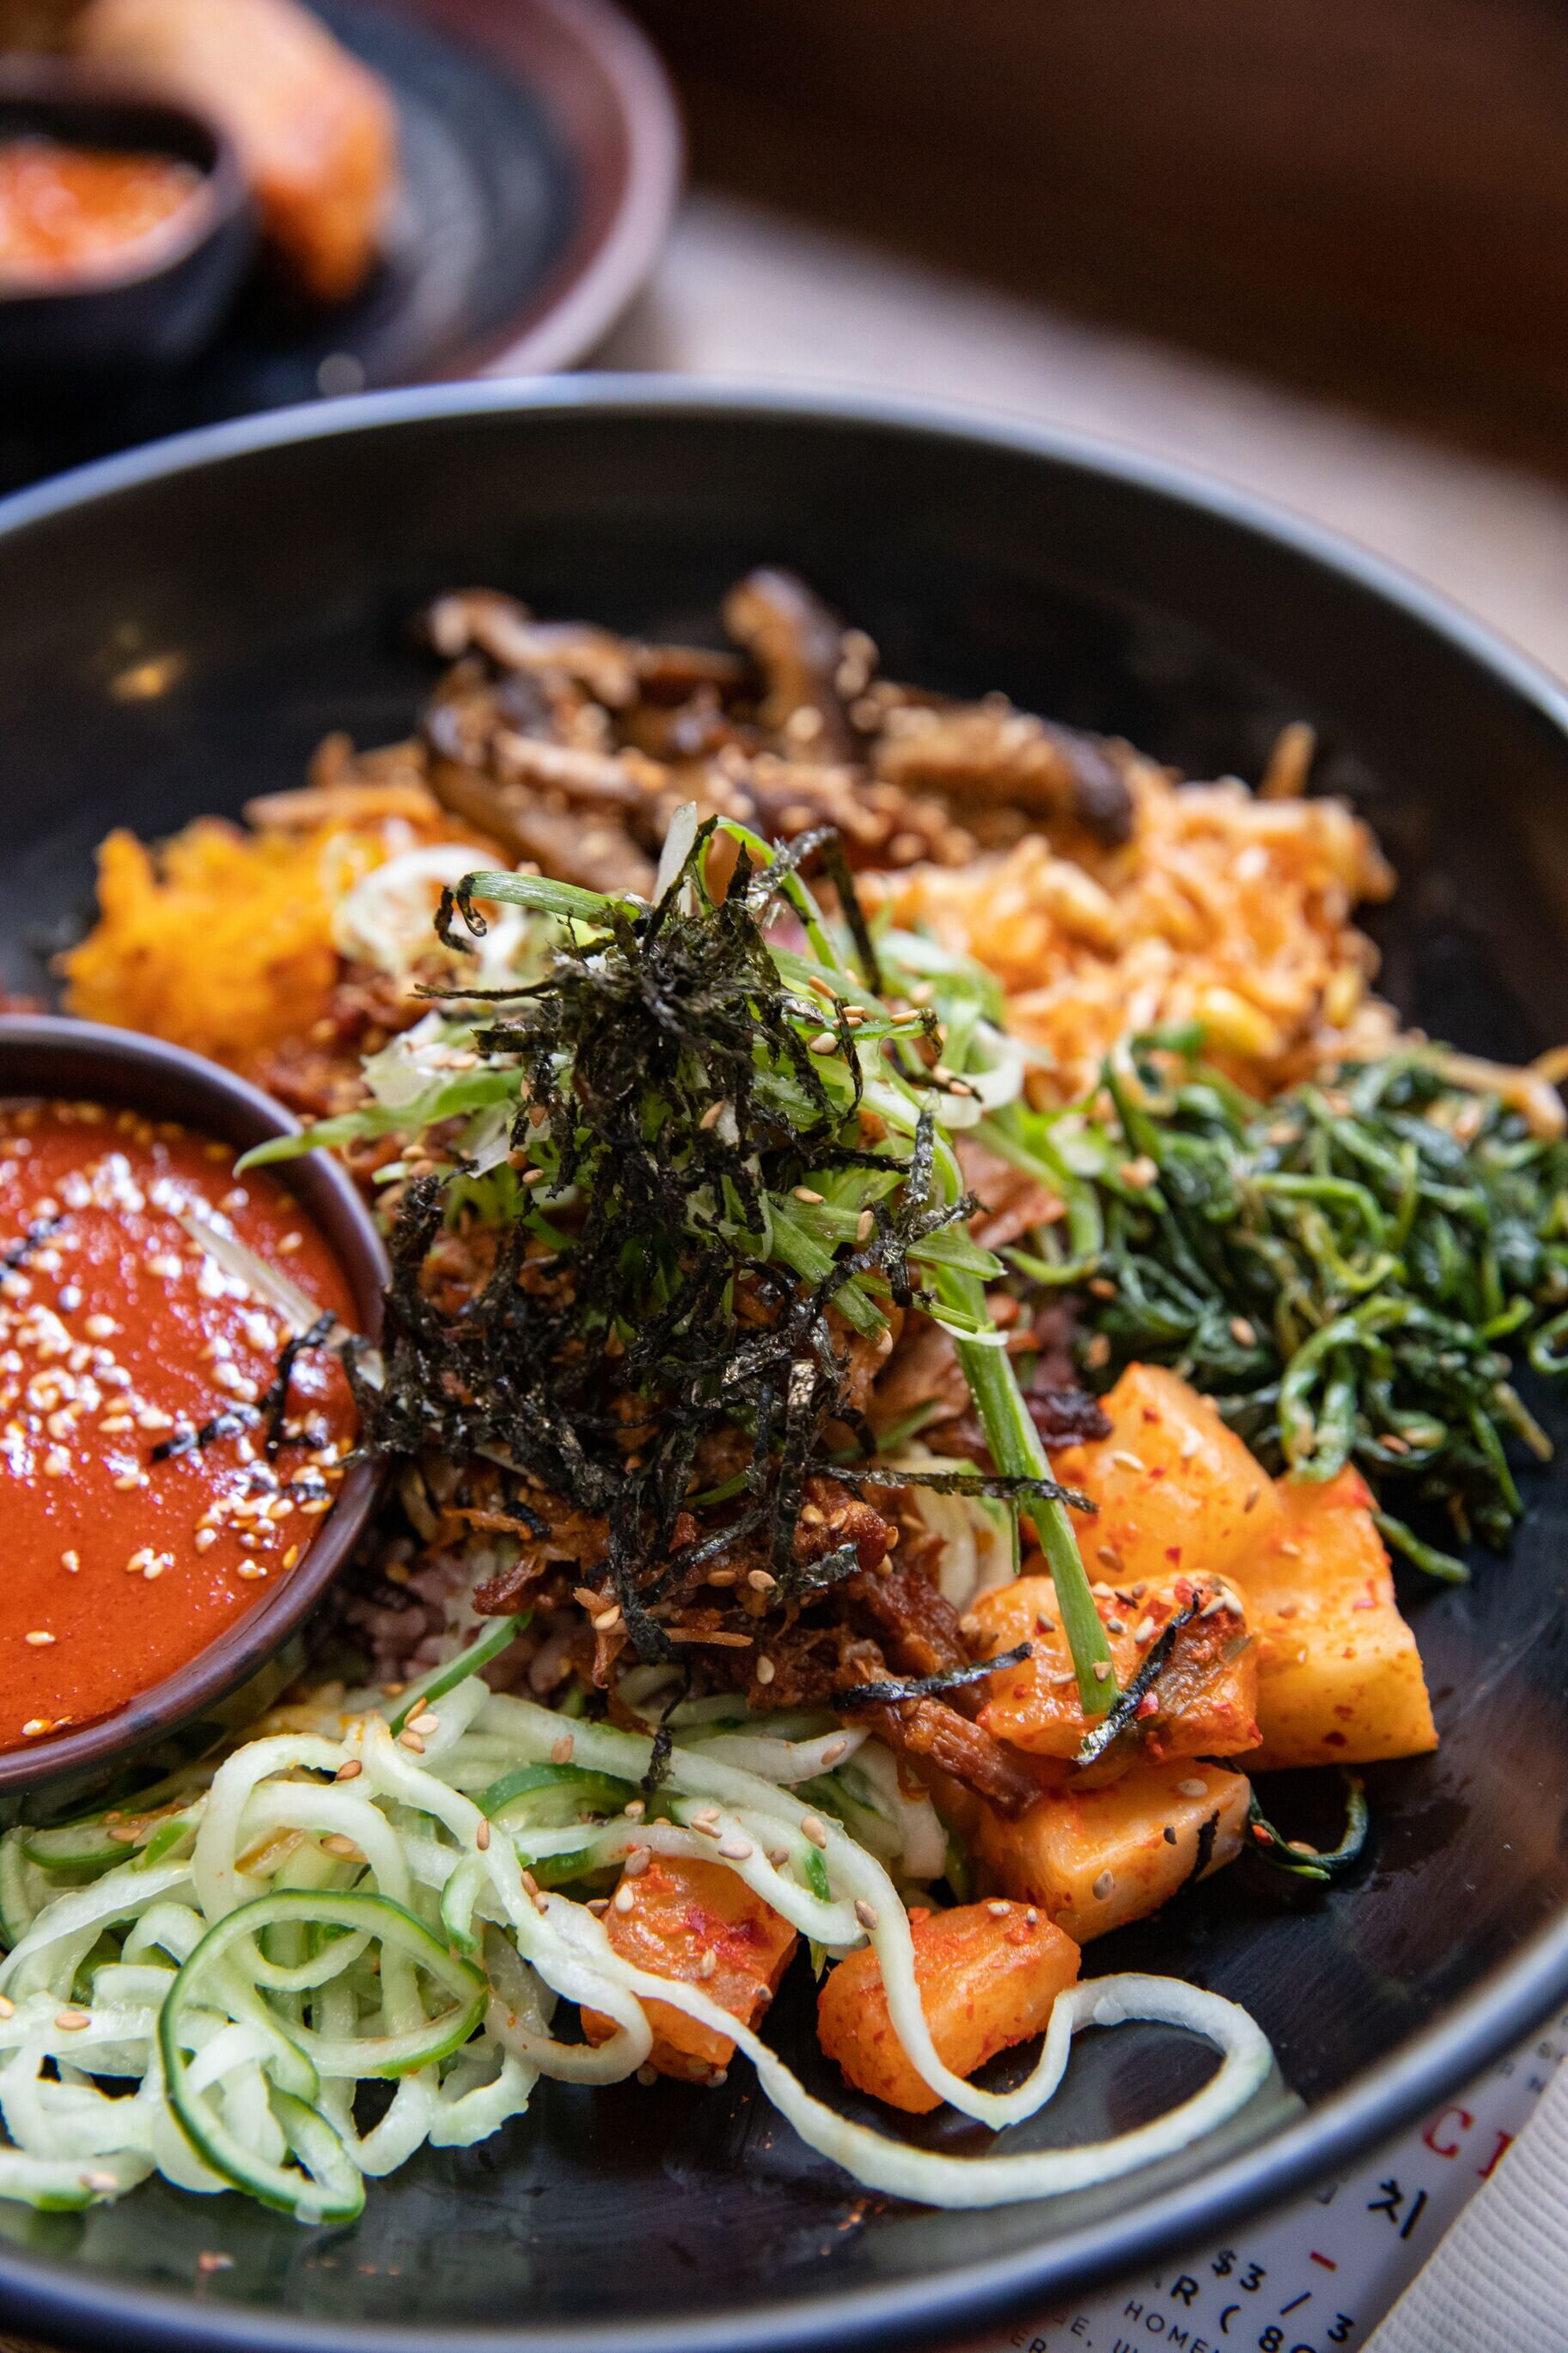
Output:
[{"xmin": 0, "ymin": 1016, "xmax": 387, "ymax": 1807}]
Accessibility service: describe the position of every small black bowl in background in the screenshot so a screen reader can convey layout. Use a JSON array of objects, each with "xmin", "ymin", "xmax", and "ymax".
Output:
[{"xmin": 0, "ymin": 63, "xmax": 253, "ymax": 384}]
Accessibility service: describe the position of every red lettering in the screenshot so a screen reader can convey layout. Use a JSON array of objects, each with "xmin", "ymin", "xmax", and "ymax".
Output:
[
  {"xmin": 1479, "ymin": 2129, "xmax": 1514, "ymax": 2179},
  {"xmin": 1422, "ymin": 2104, "xmax": 1473, "ymax": 2158}
]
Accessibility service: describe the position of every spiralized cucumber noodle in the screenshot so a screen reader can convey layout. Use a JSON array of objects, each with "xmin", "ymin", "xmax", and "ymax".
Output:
[{"xmin": 0, "ymin": 1632, "xmax": 1273, "ymax": 2220}]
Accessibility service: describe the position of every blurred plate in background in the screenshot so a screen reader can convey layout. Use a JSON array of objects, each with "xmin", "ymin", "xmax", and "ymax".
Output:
[{"xmin": 0, "ymin": 0, "xmax": 681, "ymax": 491}]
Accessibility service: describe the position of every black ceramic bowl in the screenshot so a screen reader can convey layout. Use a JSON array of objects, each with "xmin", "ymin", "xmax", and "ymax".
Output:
[
  {"xmin": 0, "ymin": 1016, "xmax": 388, "ymax": 1807},
  {"xmin": 0, "ymin": 381, "xmax": 1567, "ymax": 2353},
  {"xmin": 0, "ymin": 64, "xmax": 253, "ymax": 381}
]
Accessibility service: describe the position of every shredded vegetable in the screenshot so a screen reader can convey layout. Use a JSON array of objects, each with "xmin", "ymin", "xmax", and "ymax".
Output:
[{"xmin": 0, "ymin": 1635, "xmax": 1272, "ymax": 2217}]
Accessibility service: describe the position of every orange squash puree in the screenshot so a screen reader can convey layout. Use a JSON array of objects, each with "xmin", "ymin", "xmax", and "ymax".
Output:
[
  {"xmin": 0, "ymin": 1101, "xmax": 357, "ymax": 1752},
  {"xmin": 0, "ymin": 138, "xmax": 202, "ymax": 283}
]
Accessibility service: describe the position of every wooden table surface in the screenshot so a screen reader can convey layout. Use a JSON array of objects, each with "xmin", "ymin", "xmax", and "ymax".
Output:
[
  {"xmin": 6, "ymin": 183, "xmax": 1567, "ymax": 2353},
  {"xmin": 596, "ymin": 192, "xmax": 1568, "ymax": 685}
]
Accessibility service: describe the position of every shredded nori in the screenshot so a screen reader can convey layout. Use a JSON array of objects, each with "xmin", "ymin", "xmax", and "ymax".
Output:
[
  {"xmin": 1073, "ymin": 1605, "xmax": 1196, "ymax": 1766},
  {"xmin": 358, "ymin": 826, "xmax": 979, "ymax": 1664},
  {"xmin": 151, "ymin": 1404, "xmax": 260, "ymax": 1463},
  {"xmin": 2, "ymin": 1214, "xmax": 60, "ymax": 1273},
  {"xmin": 259, "ymin": 1311, "xmax": 337, "ymax": 1458},
  {"xmin": 1184, "ymin": 1808, "xmax": 1221, "ymax": 1889},
  {"xmin": 835, "ymin": 1641, "xmax": 1033, "ymax": 1710}
]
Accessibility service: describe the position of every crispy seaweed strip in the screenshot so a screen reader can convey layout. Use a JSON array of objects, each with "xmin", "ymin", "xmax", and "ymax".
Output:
[
  {"xmin": 1184, "ymin": 1810, "xmax": 1222, "ymax": 1891},
  {"xmin": 837, "ymin": 1642, "xmax": 1032, "ymax": 1710},
  {"xmin": 1072, "ymin": 1606, "xmax": 1197, "ymax": 1767},
  {"xmin": 642, "ymin": 1672, "xmax": 689, "ymax": 1799},
  {"xmin": 1246, "ymin": 1772, "xmax": 1369, "ymax": 1885},
  {"xmin": 151, "ymin": 1405, "xmax": 260, "ymax": 1463},
  {"xmin": 781, "ymin": 1538, "xmax": 863, "ymax": 1600},
  {"xmin": 258, "ymin": 1312, "xmax": 337, "ymax": 1458},
  {"xmin": 1, "ymin": 1215, "xmax": 60, "ymax": 1274}
]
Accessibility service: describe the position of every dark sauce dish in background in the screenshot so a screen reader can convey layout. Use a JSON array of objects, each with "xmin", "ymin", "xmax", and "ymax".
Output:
[
  {"xmin": 1, "ymin": 380, "xmax": 1567, "ymax": 2351},
  {"xmin": 0, "ymin": 1016, "xmax": 386, "ymax": 1812},
  {"xmin": 0, "ymin": 64, "xmax": 252, "ymax": 382}
]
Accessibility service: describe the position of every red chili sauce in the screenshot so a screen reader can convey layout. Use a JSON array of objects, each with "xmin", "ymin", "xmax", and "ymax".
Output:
[
  {"xmin": 0, "ymin": 1102, "xmax": 357, "ymax": 1752},
  {"xmin": 0, "ymin": 138, "xmax": 203, "ymax": 284}
]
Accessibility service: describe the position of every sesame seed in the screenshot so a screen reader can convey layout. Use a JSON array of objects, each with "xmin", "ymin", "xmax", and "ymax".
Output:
[
  {"xmin": 747, "ymin": 1568, "xmax": 777, "ymax": 1592},
  {"xmin": 766, "ymin": 1845, "xmax": 790, "ymax": 1867},
  {"xmin": 791, "ymin": 1186, "xmax": 824, "ymax": 1205},
  {"xmin": 55, "ymin": 2009, "xmax": 90, "ymax": 2032},
  {"xmin": 821, "ymin": 1738, "xmax": 849, "ymax": 1765},
  {"xmin": 1243, "ymin": 1485, "xmax": 1261, "ymax": 1513},
  {"xmin": 335, "ymin": 1759, "xmax": 362, "ymax": 1781},
  {"xmin": 624, "ymin": 1845, "xmax": 651, "ymax": 1878},
  {"xmin": 113, "ymin": 1470, "xmax": 142, "ymax": 1492},
  {"xmin": 1176, "ymin": 1777, "xmax": 1207, "ymax": 1798},
  {"xmin": 754, "ymin": 1656, "xmax": 776, "ymax": 1685},
  {"xmin": 551, "ymin": 1732, "xmax": 575, "ymax": 1764},
  {"xmin": 986, "ymin": 1899, "xmax": 1010, "ymax": 1917},
  {"xmin": 399, "ymin": 1729, "xmax": 425, "ymax": 1753},
  {"xmin": 808, "ymin": 1030, "xmax": 837, "ymax": 1054},
  {"xmin": 42, "ymin": 1448, "xmax": 70, "ymax": 1477},
  {"xmin": 1106, "ymin": 1617, "xmax": 1126, "ymax": 1636},
  {"xmin": 193, "ymin": 1528, "xmax": 217, "ymax": 1553},
  {"xmin": 854, "ymin": 1898, "xmax": 879, "ymax": 1930},
  {"xmin": 1095, "ymin": 1544, "xmax": 1123, "ymax": 1573},
  {"xmin": 1093, "ymin": 1659, "xmax": 1112, "ymax": 1681},
  {"xmin": 1179, "ymin": 1426, "xmax": 1203, "ymax": 1460},
  {"xmin": 408, "ymin": 1711, "xmax": 441, "ymax": 1735},
  {"xmin": 855, "ymin": 1208, "xmax": 876, "ymax": 1243},
  {"xmin": 1109, "ymin": 1449, "xmax": 1146, "ymax": 1474},
  {"xmin": 60, "ymin": 1549, "xmax": 78, "ymax": 1573},
  {"xmin": 1230, "ymin": 1317, "xmax": 1256, "ymax": 1348},
  {"xmin": 21, "ymin": 1719, "xmax": 51, "ymax": 1738},
  {"xmin": 320, "ymin": 1835, "xmax": 360, "ymax": 1859},
  {"xmin": 235, "ymin": 1560, "xmax": 265, "ymax": 1581},
  {"xmin": 23, "ymin": 1631, "xmax": 53, "ymax": 1647},
  {"xmin": 591, "ymin": 1606, "xmax": 622, "ymax": 1634},
  {"xmin": 613, "ymin": 1883, "xmax": 636, "ymax": 1915},
  {"xmin": 696, "ymin": 1947, "xmax": 719, "ymax": 1978},
  {"xmin": 635, "ymin": 2062, "xmax": 657, "ymax": 2083},
  {"xmin": 0, "ymin": 1995, "xmax": 14, "ymax": 2019},
  {"xmin": 522, "ymin": 1168, "xmax": 546, "ymax": 1186},
  {"xmin": 1134, "ymin": 1617, "xmax": 1157, "ymax": 1644},
  {"xmin": 1092, "ymin": 1871, "xmax": 1114, "ymax": 1901},
  {"xmin": 1163, "ymin": 1825, "xmax": 1179, "ymax": 1845},
  {"xmin": 475, "ymin": 1821, "xmax": 491, "ymax": 1851},
  {"xmin": 699, "ymin": 1099, "xmax": 727, "ymax": 1131},
  {"xmin": 718, "ymin": 1835, "xmax": 753, "ymax": 1862},
  {"xmin": 800, "ymin": 1814, "xmax": 828, "ymax": 1849}
]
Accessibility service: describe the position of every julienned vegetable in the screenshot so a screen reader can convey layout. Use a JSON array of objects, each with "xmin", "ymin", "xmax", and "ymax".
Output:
[
  {"xmin": 999, "ymin": 1034, "xmax": 1568, "ymax": 1568},
  {"xmin": 0, "ymin": 1629, "xmax": 1272, "ymax": 2218}
]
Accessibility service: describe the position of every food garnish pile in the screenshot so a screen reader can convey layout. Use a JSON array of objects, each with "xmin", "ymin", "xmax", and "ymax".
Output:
[{"xmin": 9, "ymin": 573, "xmax": 1565, "ymax": 2222}]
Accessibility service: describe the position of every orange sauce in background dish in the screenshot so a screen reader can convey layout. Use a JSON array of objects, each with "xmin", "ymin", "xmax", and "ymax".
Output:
[
  {"xmin": 0, "ymin": 138, "xmax": 203, "ymax": 284},
  {"xmin": 0, "ymin": 1102, "xmax": 357, "ymax": 1752}
]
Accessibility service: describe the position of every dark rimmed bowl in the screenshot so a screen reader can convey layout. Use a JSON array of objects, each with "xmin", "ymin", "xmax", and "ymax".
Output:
[
  {"xmin": 1, "ymin": 380, "xmax": 1568, "ymax": 2353},
  {"xmin": 0, "ymin": 1015, "xmax": 387, "ymax": 1808},
  {"xmin": 0, "ymin": 64, "xmax": 253, "ymax": 382}
]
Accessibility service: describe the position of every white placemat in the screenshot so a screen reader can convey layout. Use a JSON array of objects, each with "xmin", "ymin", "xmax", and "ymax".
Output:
[{"xmin": 974, "ymin": 2007, "xmax": 1567, "ymax": 2353}]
